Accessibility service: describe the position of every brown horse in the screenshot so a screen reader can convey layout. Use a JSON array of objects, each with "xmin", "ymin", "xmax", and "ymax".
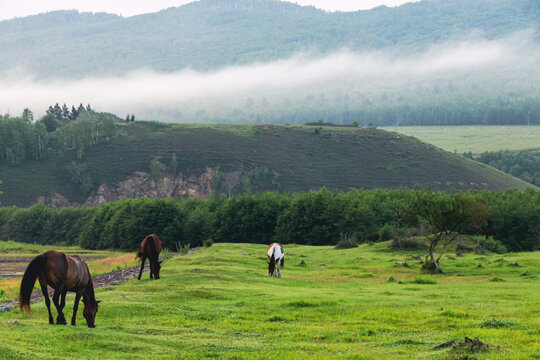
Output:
[
  {"xmin": 19, "ymin": 250, "xmax": 100, "ymax": 327},
  {"xmin": 137, "ymin": 234, "xmax": 163, "ymax": 280}
]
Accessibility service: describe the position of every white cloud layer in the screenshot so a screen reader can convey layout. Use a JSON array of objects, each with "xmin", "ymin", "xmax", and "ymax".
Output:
[{"xmin": 0, "ymin": 32, "xmax": 538, "ymax": 120}]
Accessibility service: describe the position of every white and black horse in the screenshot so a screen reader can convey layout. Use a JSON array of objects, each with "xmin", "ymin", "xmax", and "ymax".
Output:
[{"xmin": 267, "ymin": 243, "xmax": 284, "ymax": 278}]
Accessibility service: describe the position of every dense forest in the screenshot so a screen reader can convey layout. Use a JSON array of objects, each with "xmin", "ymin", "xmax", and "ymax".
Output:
[
  {"xmin": 1, "ymin": 0, "xmax": 538, "ymax": 77},
  {"xmin": 0, "ymin": 189, "xmax": 538, "ymax": 253}
]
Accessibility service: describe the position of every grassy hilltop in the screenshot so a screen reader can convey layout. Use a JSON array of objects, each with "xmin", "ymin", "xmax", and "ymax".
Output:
[
  {"xmin": 0, "ymin": 242, "xmax": 538, "ymax": 359},
  {"xmin": 0, "ymin": 123, "xmax": 531, "ymax": 207}
]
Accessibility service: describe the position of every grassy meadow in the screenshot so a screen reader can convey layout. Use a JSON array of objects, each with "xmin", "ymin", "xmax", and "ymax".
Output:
[
  {"xmin": 0, "ymin": 242, "xmax": 538, "ymax": 359},
  {"xmin": 380, "ymin": 126, "xmax": 540, "ymax": 154}
]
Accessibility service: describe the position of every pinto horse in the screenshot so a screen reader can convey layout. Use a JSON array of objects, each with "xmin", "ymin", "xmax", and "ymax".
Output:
[
  {"xmin": 267, "ymin": 243, "xmax": 284, "ymax": 278},
  {"xmin": 137, "ymin": 234, "xmax": 163, "ymax": 280},
  {"xmin": 19, "ymin": 250, "xmax": 100, "ymax": 327}
]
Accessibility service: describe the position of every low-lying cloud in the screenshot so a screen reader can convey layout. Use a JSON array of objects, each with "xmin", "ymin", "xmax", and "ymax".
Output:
[{"xmin": 1, "ymin": 31, "xmax": 538, "ymax": 121}]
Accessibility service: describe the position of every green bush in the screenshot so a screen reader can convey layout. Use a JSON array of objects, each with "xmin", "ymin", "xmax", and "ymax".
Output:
[
  {"xmin": 390, "ymin": 237, "xmax": 424, "ymax": 250},
  {"xmin": 378, "ymin": 224, "xmax": 396, "ymax": 242},
  {"xmin": 203, "ymin": 239, "xmax": 214, "ymax": 248},
  {"xmin": 478, "ymin": 236, "xmax": 508, "ymax": 254},
  {"xmin": 334, "ymin": 232, "xmax": 358, "ymax": 249}
]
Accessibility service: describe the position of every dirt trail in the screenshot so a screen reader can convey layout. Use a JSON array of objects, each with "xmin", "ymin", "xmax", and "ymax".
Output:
[{"xmin": 0, "ymin": 262, "xmax": 153, "ymax": 312}]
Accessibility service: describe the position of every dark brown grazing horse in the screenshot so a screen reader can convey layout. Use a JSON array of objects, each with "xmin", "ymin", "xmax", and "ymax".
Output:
[
  {"xmin": 137, "ymin": 234, "xmax": 163, "ymax": 280},
  {"xmin": 19, "ymin": 250, "xmax": 100, "ymax": 327}
]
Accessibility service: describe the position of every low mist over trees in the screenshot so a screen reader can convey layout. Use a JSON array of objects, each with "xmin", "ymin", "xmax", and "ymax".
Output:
[{"xmin": 1, "ymin": 0, "xmax": 539, "ymax": 125}]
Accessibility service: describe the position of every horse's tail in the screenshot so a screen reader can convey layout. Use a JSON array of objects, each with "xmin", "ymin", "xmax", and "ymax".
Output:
[
  {"xmin": 19, "ymin": 253, "xmax": 47, "ymax": 314},
  {"xmin": 280, "ymin": 256, "xmax": 284, "ymax": 268}
]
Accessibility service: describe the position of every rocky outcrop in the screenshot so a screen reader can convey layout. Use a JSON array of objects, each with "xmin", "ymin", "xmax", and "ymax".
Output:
[
  {"xmin": 37, "ymin": 193, "xmax": 78, "ymax": 209},
  {"xmin": 84, "ymin": 167, "xmax": 242, "ymax": 206}
]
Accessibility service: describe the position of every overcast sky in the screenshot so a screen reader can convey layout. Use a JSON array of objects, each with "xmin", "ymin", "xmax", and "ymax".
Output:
[{"xmin": 0, "ymin": 0, "xmax": 421, "ymax": 21}]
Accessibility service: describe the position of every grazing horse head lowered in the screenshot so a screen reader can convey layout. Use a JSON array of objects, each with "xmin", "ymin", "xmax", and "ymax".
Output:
[
  {"xmin": 137, "ymin": 234, "xmax": 163, "ymax": 280},
  {"xmin": 267, "ymin": 243, "xmax": 284, "ymax": 278},
  {"xmin": 19, "ymin": 251, "xmax": 100, "ymax": 327}
]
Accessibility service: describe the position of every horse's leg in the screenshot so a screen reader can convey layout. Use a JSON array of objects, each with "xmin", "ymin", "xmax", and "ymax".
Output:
[
  {"xmin": 38, "ymin": 277, "xmax": 54, "ymax": 325},
  {"xmin": 71, "ymin": 292, "xmax": 82, "ymax": 326},
  {"xmin": 53, "ymin": 286, "xmax": 67, "ymax": 325},
  {"xmin": 59, "ymin": 289, "xmax": 68, "ymax": 325},
  {"xmin": 149, "ymin": 260, "xmax": 154, "ymax": 280},
  {"xmin": 137, "ymin": 257, "xmax": 146, "ymax": 280},
  {"xmin": 277, "ymin": 260, "xmax": 281, "ymax": 279}
]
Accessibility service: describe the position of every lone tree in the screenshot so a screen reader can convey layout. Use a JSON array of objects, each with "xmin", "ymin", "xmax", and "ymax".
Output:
[
  {"xmin": 22, "ymin": 108, "xmax": 34, "ymax": 124},
  {"xmin": 410, "ymin": 190, "xmax": 488, "ymax": 273}
]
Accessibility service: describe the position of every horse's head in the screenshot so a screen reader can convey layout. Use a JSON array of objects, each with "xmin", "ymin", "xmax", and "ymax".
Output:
[
  {"xmin": 267, "ymin": 260, "xmax": 275, "ymax": 276},
  {"xmin": 153, "ymin": 260, "xmax": 163, "ymax": 279},
  {"xmin": 83, "ymin": 299, "xmax": 100, "ymax": 328}
]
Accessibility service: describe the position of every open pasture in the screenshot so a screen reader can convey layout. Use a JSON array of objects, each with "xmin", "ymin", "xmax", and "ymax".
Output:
[
  {"xmin": 381, "ymin": 126, "xmax": 540, "ymax": 154},
  {"xmin": 0, "ymin": 242, "xmax": 538, "ymax": 359}
]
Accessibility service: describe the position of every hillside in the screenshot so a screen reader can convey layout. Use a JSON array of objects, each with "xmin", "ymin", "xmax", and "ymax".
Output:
[
  {"xmin": 0, "ymin": 122, "xmax": 531, "ymax": 207},
  {"xmin": 0, "ymin": 0, "xmax": 538, "ymax": 78}
]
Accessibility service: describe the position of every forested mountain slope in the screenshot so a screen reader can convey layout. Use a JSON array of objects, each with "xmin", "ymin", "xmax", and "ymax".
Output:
[{"xmin": 0, "ymin": 0, "xmax": 538, "ymax": 78}]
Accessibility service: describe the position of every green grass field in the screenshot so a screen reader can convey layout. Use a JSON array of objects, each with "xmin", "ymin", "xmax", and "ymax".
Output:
[
  {"xmin": 0, "ymin": 242, "xmax": 538, "ymax": 359},
  {"xmin": 380, "ymin": 126, "xmax": 540, "ymax": 154}
]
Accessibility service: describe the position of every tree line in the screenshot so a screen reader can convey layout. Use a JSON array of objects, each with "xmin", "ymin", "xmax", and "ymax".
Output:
[
  {"xmin": 0, "ymin": 106, "xmax": 119, "ymax": 166},
  {"xmin": 465, "ymin": 150, "xmax": 540, "ymax": 187},
  {"xmin": 0, "ymin": 188, "xmax": 537, "ymax": 256}
]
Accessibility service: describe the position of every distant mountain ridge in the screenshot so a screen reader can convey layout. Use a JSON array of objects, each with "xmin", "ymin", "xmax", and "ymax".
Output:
[{"xmin": 0, "ymin": 0, "xmax": 538, "ymax": 78}]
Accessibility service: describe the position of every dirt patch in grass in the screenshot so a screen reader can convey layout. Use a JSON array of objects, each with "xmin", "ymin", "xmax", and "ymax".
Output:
[
  {"xmin": 0, "ymin": 256, "xmax": 106, "ymax": 277},
  {"xmin": 433, "ymin": 337, "xmax": 500, "ymax": 356}
]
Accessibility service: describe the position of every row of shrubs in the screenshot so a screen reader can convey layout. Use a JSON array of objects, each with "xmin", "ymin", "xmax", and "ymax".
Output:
[{"xmin": 0, "ymin": 188, "xmax": 538, "ymax": 252}]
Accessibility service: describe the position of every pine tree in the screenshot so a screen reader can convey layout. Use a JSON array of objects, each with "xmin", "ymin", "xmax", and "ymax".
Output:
[
  {"xmin": 22, "ymin": 108, "xmax": 34, "ymax": 124},
  {"xmin": 62, "ymin": 104, "xmax": 70, "ymax": 121},
  {"xmin": 77, "ymin": 103, "xmax": 85, "ymax": 114},
  {"xmin": 71, "ymin": 105, "xmax": 79, "ymax": 120},
  {"xmin": 53, "ymin": 103, "xmax": 62, "ymax": 121}
]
